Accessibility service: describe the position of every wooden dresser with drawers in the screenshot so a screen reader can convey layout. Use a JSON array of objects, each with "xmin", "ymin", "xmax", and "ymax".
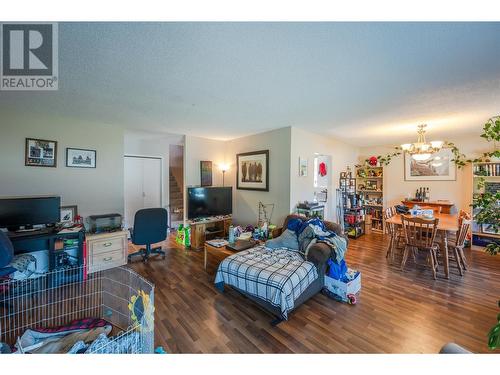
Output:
[{"xmin": 85, "ymin": 230, "xmax": 129, "ymax": 273}]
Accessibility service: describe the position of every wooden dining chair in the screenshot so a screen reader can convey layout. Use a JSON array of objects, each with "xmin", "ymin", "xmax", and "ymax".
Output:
[
  {"xmin": 449, "ymin": 217, "xmax": 472, "ymax": 275},
  {"xmin": 401, "ymin": 215, "xmax": 440, "ymax": 279},
  {"xmin": 384, "ymin": 206, "xmax": 402, "ymax": 262}
]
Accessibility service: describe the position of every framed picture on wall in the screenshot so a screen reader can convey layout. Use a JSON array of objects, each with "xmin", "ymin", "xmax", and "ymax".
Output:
[
  {"xmin": 236, "ymin": 150, "xmax": 269, "ymax": 191},
  {"xmin": 66, "ymin": 148, "xmax": 96, "ymax": 168},
  {"xmin": 25, "ymin": 138, "xmax": 58, "ymax": 167},
  {"xmin": 299, "ymin": 157, "xmax": 308, "ymax": 177},
  {"xmin": 404, "ymin": 148, "xmax": 456, "ymax": 181},
  {"xmin": 200, "ymin": 160, "xmax": 213, "ymax": 186}
]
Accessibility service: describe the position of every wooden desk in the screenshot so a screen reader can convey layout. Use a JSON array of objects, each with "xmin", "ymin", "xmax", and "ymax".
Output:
[
  {"xmin": 386, "ymin": 213, "xmax": 459, "ymax": 279},
  {"xmin": 402, "ymin": 200, "xmax": 455, "ymax": 214}
]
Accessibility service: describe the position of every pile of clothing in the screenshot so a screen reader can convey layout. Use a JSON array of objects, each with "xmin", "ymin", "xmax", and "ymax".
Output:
[
  {"xmin": 1, "ymin": 318, "xmax": 140, "ymax": 354},
  {"xmin": 266, "ymin": 217, "xmax": 355, "ymax": 283},
  {"xmin": 266, "ymin": 217, "xmax": 348, "ymax": 262}
]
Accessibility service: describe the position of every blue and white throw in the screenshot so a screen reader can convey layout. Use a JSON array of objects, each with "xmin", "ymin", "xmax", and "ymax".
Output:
[
  {"xmin": 295, "ymin": 218, "xmax": 347, "ymax": 263},
  {"xmin": 214, "ymin": 245, "xmax": 318, "ymax": 319}
]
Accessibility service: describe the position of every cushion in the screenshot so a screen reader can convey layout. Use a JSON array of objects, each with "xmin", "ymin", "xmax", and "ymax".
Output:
[
  {"xmin": 286, "ymin": 218, "xmax": 303, "ymax": 233},
  {"xmin": 0, "ymin": 231, "xmax": 14, "ymax": 268},
  {"xmin": 265, "ymin": 229, "xmax": 299, "ymax": 250}
]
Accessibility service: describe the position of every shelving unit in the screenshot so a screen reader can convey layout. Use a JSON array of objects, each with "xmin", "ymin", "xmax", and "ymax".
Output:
[
  {"xmin": 356, "ymin": 166, "xmax": 385, "ymax": 233},
  {"xmin": 471, "ymin": 162, "xmax": 500, "ymax": 248},
  {"xmin": 339, "ymin": 170, "xmax": 365, "ymax": 239}
]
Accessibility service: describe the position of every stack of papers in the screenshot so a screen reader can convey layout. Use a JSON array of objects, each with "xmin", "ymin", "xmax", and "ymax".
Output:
[{"xmin": 206, "ymin": 239, "xmax": 228, "ymax": 248}]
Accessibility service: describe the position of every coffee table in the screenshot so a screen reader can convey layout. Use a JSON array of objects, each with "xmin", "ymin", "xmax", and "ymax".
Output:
[{"xmin": 204, "ymin": 239, "xmax": 256, "ymax": 270}]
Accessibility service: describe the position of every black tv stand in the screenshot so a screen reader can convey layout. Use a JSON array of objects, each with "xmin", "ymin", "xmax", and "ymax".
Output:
[{"xmin": 7, "ymin": 227, "xmax": 85, "ymax": 286}]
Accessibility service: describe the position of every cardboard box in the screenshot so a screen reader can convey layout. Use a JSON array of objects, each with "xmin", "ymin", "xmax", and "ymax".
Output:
[{"xmin": 324, "ymin": 272, "xmax": 361, "ymax": 302}]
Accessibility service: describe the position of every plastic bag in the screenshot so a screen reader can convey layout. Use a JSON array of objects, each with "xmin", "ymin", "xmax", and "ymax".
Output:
[{"xmin": 327, "ymin": 258, "xmax": 347, "ymax": 280}]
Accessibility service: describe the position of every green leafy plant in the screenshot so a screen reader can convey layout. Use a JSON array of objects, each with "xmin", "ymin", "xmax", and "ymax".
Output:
[
  {"xmin": 448, "ymin": 116, "xmax": 500, "ymax": 168},
  {"xmin": 488, "ymin": 301, "xmax": 500, "ymax": 350},
  {"xmin": 472, "ymin": 190, "xmax": 500, "ymax": 256}
]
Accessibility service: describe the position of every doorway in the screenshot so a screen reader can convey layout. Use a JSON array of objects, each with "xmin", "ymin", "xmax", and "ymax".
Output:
[
  {"xmin": 169, "ymin": 145, "xmax": 184, "ymax": 229},
  {"xmin": 124, "ymin": 155, "xmax": 163, "ymax": 229}
]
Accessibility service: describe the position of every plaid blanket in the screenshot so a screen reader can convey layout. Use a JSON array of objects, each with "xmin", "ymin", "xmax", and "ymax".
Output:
[{"xmin": 214, "ymin": 245, "xmax": 318, "ymax": 319}]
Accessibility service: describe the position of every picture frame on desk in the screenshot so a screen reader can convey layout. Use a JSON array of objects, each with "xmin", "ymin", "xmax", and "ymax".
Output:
[
  {"xmin": 60, "ymin": 205, "xmax": 78, "ymax": 224},
  {"xmin": 482, "ymin": 223, "xmax": 498, "ymax": 235}
]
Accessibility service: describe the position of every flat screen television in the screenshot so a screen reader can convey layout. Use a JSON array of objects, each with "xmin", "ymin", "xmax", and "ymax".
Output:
[
  {"xmin": 0, "ymin": 196, "xmax": 61, "ymax": 229},
  {"xmin": 187, "ymin": 187, "xmax": 232, "ymax": 220}
]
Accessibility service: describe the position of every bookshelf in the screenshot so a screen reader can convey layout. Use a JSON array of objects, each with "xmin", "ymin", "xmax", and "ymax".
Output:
[
  {"xmin": 339, "ymin": 170, "xmax": 365, "ymax": 239},
  {"xmin": 356, "ymin": 166, "xmax": 385, "ymax": 233},
  {"xmin": 472, "ymin": 162, "xmax": 500, "ymax": 247}
]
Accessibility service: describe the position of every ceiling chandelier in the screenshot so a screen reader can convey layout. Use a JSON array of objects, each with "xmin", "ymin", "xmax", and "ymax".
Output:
[{"xmin": 400, "ymin": 124, "xmax": 444, "ymax": 161}]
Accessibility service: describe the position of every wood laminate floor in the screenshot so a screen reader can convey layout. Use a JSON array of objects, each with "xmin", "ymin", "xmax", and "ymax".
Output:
[{"xmin": 128, "ymin": 232, "xmax": 500, "ymax": 353}]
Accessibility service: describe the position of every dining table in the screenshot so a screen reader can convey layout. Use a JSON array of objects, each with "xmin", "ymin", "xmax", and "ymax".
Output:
[{"xmin": 385, "ymin": 212, "xmax": 459, "ymax": 279}]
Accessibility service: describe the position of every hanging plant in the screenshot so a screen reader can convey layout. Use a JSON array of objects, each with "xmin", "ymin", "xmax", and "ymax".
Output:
[
  {"xmin": 357, "ymin": 148, "xmax": 402, "ymax": 167},
  {"xmin": 447, "ymin": 116, "xmax": 500, "ymax": 168}
]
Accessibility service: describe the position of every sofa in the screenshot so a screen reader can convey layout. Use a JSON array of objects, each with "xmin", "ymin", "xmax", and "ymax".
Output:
[{"xmin": 227, "ymin": 214, "xmax": 348, "ymax": 325}]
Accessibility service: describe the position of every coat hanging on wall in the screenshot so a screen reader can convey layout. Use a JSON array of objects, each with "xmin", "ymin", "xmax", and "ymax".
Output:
[{"xmin": 319, "ymin": 162, "xmax": 327, "ymax": 177}]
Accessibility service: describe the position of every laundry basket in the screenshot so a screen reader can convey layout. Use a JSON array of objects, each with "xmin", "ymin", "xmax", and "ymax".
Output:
[{"xmin": 0, "ymin": 266, "xmax": 154, "ymax": 354}]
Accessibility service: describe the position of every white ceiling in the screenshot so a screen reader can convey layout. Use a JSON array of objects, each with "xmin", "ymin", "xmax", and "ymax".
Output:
[{"xmin": 1, "ymin": 22, "xmax": 499, "ymax": 146}]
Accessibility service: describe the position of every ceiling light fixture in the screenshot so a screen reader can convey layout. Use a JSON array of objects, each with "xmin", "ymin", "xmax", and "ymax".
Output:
[{"xmin": 401, "ymin": 124, "xmax": 443, "ymax": 161}]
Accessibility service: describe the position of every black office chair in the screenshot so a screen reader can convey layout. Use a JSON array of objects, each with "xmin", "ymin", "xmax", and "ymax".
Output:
[{"xmin": 128, "ymin": 208, "xmax": 168, "ymax": 263}]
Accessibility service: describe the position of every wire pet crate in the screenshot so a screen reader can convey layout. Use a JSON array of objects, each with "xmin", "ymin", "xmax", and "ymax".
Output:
[{"xmin": 0, "ymin": 266, "xmax": 154, "ymax": 354}]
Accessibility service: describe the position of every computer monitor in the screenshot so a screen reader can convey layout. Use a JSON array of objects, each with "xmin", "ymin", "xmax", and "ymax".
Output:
[{"xmin": 0, "ymin": 196, "xmax": 61, "ymax": 229}]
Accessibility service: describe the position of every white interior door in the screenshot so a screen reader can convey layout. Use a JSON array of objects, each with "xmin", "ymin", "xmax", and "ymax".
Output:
[
  {"xmin": 142, "ymin": 158, "xmax": 162, "ymax": 208},
  {"xmin": 124, "ymin": 156, "xmax": 162, "ymax": 228}
]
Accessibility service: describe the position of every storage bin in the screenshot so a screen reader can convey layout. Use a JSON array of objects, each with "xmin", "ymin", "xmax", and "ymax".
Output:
[{"xmin": 324, "ymin": 271, "xmax": 361, "ymax": 302}]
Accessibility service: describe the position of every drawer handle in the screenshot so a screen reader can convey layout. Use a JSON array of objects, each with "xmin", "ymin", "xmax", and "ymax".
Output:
[
  {"xmin": 103, "ymin": 242, "xmax": 113, "ymax": 247},
  {"xmin": 103, "ymin": 256, "xmax": 113, "ymax": 261}
]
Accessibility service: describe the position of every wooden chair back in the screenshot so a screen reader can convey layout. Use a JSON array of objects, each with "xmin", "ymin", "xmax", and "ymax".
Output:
[
  {"xmin": 455, "ymin": 218, "xmax": 471, "ymax": 248},
  {"xmin": 384, "ymin": 206, "xmax": 397, "ymax": 234},
  {"xmin": 458, "ymin": 210, "xmax": 471, "ymax": 220},
  {"xmin": 401, "ymin": 215, "xmax": 439, "ymax": 250}
]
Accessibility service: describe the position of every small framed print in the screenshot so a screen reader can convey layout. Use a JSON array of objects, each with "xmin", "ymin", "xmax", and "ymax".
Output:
[
  {"xmin": 482, "ymin": 223, "xmax": 498, "ymax": 235},
  {"xmin": 200, "ymin": 160, "xmax": 213, "ymax": 187},
  {"xmin": 25, "ymin": 138, "xmax": 57, "ymax": 167},
  {"xmin": 60, "ymin": 205, "xmax": 78, "ymax": 224},
  {"xmin": 66, "ymin": 148, "xmax": 96, "ymax": 168},
  {"xmin": 299, "ymin": 157, "xmax": 308, "ymax": 177}
]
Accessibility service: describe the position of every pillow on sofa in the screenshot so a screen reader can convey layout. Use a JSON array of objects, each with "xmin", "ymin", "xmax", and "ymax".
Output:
[{"xmin": 265, "ymin": 229, "xmax": 299, "ymax": 250}]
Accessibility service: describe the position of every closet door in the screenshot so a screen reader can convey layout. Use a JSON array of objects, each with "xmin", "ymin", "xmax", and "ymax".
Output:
[
  {"xmin": 124, "ymin": 156, "xmax": 162, "ymax": 229},
  {"xmin": 124, "ymin": 157, "xmax": 144, "ymax": 229},
  {"xmin": 142, "ymin": 158, "xmax": 162, "ymax": 209}
]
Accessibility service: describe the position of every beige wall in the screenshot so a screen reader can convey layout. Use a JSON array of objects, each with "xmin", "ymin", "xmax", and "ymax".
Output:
[
  {"xmin": 0, "ymin": 111, "xmax": 124, "ymax": 218},
  {"xmin": 183, "ymin": 127, "xmax": 359, "ymax": 226},
  {"xmin": 290, "ymin": 127, "xmax": 360, "ymax": 222},
  {"xmin": 184, "ymin": 135, "xmax": 227, "ymax": 188},
  {"xmin": 359, "ymin": 134, "xmax": 494, "ymax": 214},
  {"xmin": 225, "ymin": 127, "xmax": 292, "ymax": 227}
]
